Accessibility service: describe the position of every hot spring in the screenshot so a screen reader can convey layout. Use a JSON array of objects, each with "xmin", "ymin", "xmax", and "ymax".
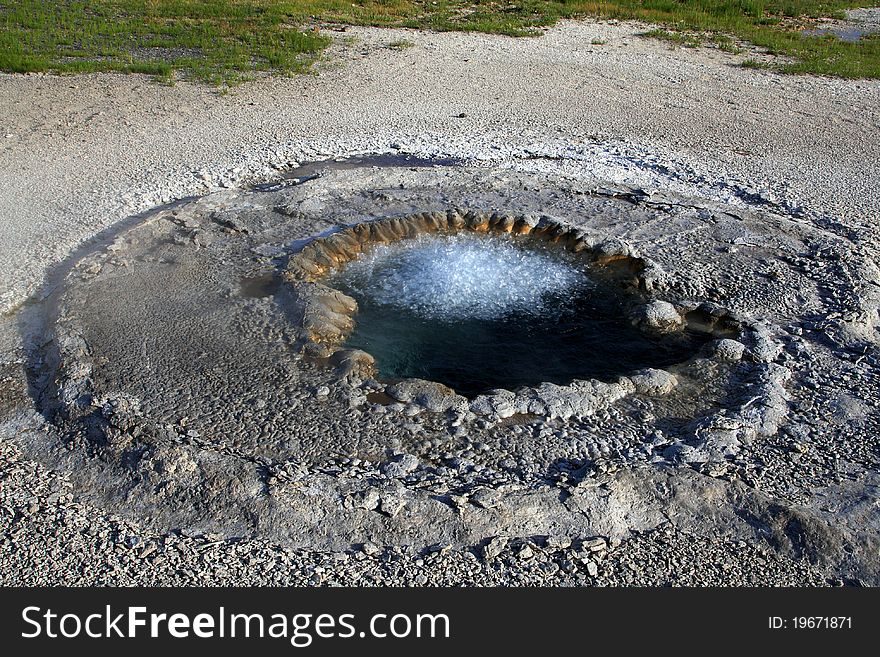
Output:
[{"xmin": 328, "ymin": 232, "xmax": 710, "ymax": 396}]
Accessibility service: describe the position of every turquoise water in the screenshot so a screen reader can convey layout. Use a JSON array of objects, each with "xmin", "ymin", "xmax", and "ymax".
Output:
[{"xmin": 331, "ymin": 233, "xmax": 708, "ymax": 397}]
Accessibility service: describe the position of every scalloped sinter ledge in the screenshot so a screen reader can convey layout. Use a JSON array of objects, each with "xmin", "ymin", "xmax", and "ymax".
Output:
[{"xmin": 284, "ymin": 210, "xmax": 745, "ymax": 413}]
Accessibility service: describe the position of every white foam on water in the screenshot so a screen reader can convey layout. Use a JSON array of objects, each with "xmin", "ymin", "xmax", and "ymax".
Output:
[{"xmin": 334, "ymin": 232, "xmax": 591, "ymax": 321}]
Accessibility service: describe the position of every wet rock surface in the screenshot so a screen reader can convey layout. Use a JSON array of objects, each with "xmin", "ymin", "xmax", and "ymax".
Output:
[{"xmin": 3, "ymin": 160, "xmax": 879, "ymax": 585}]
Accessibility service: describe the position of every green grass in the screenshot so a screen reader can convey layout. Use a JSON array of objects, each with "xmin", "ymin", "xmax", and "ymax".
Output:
[
  {"xmin": 644, "ymin": 28, "xmax": 745, "ymax": 53},
  {"xmin": 387, "ymin": 38, "xmax": 416, "ymax": 50},
  {"xmin": 643, "ymin": 28, "xmax": 704, "ymax": 48},
  {"xmin": 0, "ymin": 1, "xmax": 878, "ymax": 83},
  {"xmin": 0, "ymin": 1, "xmax": 332, "ymax": 84}
]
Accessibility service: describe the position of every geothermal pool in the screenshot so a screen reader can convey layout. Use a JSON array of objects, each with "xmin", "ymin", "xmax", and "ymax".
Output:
[{"xmin": 330, "ymin": 233, "xmax": 710, "ymax": 396}]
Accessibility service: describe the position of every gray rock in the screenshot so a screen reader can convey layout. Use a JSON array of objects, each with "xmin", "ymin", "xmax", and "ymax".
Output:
[
  {"xmin": 448, "ymin": 494, "xmax": 469, "ymax": 512},
  {"xmin": 386, "ymin": 378, "xmax": 464, "ymax": 412},
  {"xmin": 581, "ymin": 537, "xmax": 608, "ymax": 553},
  {"xmin": 514, "ymin": 378, "xmax": 635, "ymax": 419},
  {"xmin": 347, "ymin": 489, "xmax": 380, "ymax": 511},
  {"xmin": 630, "ymin": 368, "xmax": 678, "ymax": 395},
  {"xmin": 470, "ymin": 488, "xmax": 503, "ymax": 509},
  {"xmin": 546, "ymin": 535, "xmax": 572, "ymax": 550},
  {"xmin": 329, "ymin": 349, "xmax": 375, "ymax": 380},
  {"xmin": 636, "ymin": 301, "xmax": 684, "ymax": 333},
  {"xmin": 518, "ymin": 544, "xmax": 534, "ymax": 560},
  {"xmin": 470, "ymin": 389, "xmax": 517, "ymax": 418},
  {"xmin": 748, "ymin": 322, "xmax": 784, "ymax": 362},
  {"xmin": 482, "ymin": 536, "xmax": 509, "ymax": 560},
  {"xmin": 664, "ymin": 444, "xmax": 710, "ymax": 464},
  {"xmin": 381, "ymin": 454, "xmax": 420, "ymax": 478},
  {"xmin": 712, "ymin": 338, "xmax": 746, "ymax": 362},
  {"xmin": 361, "ymin": 541, "xmax": 381, "ymax": 556},
  {"xmin": 378, "ymin": 494, "xmax": 406, "ymax": 517}
]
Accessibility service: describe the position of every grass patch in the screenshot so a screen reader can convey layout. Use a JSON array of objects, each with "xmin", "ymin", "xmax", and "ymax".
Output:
[
  {"xmin": 0, "ymin": 1, "xmax": 878, "ymax": 82},
  {"xmin": 643, "ymin": 28, "xmax": 703, "ymax": 49},
  {"xmin": 387, "ymin": 38, "xmax": 416, "ymax": 50},
  {"xmin": 709, "ymin": 33, "xmax": 744, "ymax": 54},
  {"xmin": 642, "ymin": 28, "xmax": 744, "ymax": 53},
  {"xmin": 0, "ymin": 1, "xmax": 331, "ymax": 85}
]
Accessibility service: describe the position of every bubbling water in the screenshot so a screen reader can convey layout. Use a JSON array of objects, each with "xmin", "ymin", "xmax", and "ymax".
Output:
[
  {"xmin": 330, "ymin": 232, "xmax": 708, "ymax": 396},
  {"xmin": 335, "ymin": 233, "xmax": 591, "ymax": 321}
]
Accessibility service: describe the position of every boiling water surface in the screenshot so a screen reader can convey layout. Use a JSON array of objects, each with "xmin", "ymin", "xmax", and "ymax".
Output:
[{"xmin": 331, "ymin": 233, "xmax": 708, "ymax": 397}]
